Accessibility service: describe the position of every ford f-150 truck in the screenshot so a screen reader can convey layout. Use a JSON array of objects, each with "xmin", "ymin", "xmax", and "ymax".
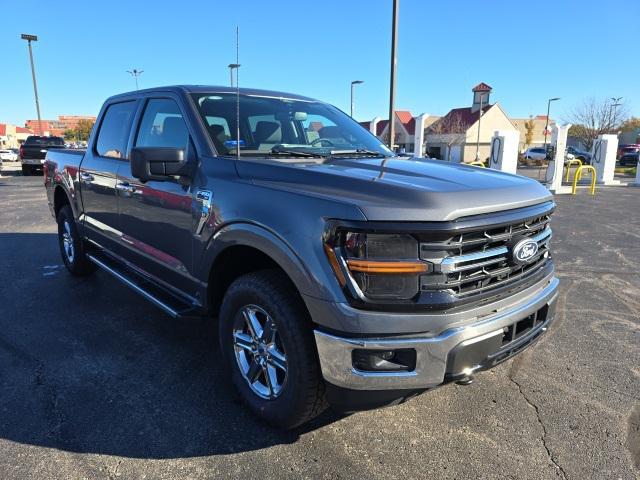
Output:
[
  {"xmin": 21, "ymin": 135, "xmax": 65, "ymax": 175},
  {"xmin": 44, "ymin": 86, "xmax": 558, "ymax": 428}
]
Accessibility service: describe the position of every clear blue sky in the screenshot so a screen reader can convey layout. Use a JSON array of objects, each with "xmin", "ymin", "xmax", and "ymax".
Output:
[{"xmin": 2, "ymin": 0, "xmax": 638, "ymax": 126}]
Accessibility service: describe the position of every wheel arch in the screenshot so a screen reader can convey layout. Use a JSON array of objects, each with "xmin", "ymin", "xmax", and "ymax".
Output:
[{"xmin": 201, "ymin": 223, "xmax": 320, "ymax": 318}]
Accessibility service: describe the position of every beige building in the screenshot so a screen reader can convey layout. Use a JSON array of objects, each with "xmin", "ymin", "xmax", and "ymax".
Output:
[
  {"xmin": 511, "ymin": 115, "xmax": 555, "ymax": 152},
  {"xmin": 424, "ymin": 83, "xmax": 518, "ymax": 163},
  {"xmin": 0, "ymin": 124, "xmax": 33, "ymax": 148}
]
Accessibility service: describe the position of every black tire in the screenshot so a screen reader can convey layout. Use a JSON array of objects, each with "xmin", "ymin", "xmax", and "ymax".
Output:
[
  {"xmin": 21, "ymin": 165, "xmax": 31, "ymax": 176},
  {"xmin": 57, "ymin": 205, "xmax": 97, "ymax": 276},
  {"xmin": 219, "ymin": 269, "xmax": 327, "ymax": 429}
]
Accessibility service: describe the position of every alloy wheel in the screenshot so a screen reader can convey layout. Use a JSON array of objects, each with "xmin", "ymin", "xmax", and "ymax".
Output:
[{"xmin": 232, "ymin": 304, "xmax": 288, "ymax": 399}]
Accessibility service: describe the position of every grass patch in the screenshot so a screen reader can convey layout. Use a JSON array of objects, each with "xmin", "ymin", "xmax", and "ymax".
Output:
[{"xmin": 615, "ymin": 166, "xmax": 637, "ymax": 176}]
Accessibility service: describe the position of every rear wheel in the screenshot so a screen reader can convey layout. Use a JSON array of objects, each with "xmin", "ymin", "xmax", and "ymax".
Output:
[
  {"xmin": 57, "ymin": 205, "xmax": 97, "ymax": 276},
  {"xmin": 21, "ymin": 165, "xmax": 31, "ymax": 176},
  {"xmin": 219, "ymin": 269, "xmax": 327, "ymax": 429}
]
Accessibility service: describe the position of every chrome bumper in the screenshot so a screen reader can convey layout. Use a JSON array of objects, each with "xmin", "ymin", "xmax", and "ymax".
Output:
[{"xmin": 314, "ymin": 277, "xmax": 559, "ymax": 390}]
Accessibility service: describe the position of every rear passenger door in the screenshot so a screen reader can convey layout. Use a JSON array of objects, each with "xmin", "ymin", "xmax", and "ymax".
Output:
[
  {"xmin": 79, "ymin": 100, "xmax": 137, "ymax": 249},
  {"xmin": 116, "ymin": 96, "xmax": 197, "ymax": 295}
]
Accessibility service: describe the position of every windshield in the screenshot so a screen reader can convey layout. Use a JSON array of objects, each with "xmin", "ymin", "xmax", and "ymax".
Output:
[{"xmin": 192, "ymin": 93, "xmax": 393, "ymax": 159}]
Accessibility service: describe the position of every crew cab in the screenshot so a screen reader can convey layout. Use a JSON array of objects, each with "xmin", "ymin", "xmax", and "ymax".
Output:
[
  {"xmin": 20, "ymin": 135, "xmax": 65, "ymax": 175},
  {"xmin": 44, "ymin": 86, "xmax": 558, "ymax": 428}
]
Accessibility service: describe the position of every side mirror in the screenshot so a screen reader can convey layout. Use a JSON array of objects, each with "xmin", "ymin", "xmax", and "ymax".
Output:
[{"xmin": 131, "ymin": 146, "xmax": 189, "ymax": 182}]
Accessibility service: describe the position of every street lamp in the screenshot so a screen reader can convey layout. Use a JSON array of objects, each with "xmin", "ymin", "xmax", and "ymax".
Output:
[
  {"xmin": 228, "ymin": 63, "xmax": 241, "ymax": 87},
  {"xmin": 20, "ymin": 34, "xmax": 42, "ymax": 136},
  {"xmin": 350, "ymin": 80, "xmax": 364, "ymax": 118},
  {"xmin": 126, "ymin": 69, "xmax": 144, "ymax": 90},
  {"xmin": 611, "ymin": 97, "xmax": 623, "ymax": 131},
  {"xmin": 543, "ymin": 97, "xmax": 560, "ymax": 153}
]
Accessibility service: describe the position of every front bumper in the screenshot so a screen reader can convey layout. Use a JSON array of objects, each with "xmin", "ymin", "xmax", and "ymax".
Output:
[{"xmin": 314, "ymin": 276, "xmax": 558, "ymax": 391}]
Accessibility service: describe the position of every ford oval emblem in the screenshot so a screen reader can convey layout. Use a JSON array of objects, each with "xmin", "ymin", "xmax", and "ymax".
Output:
[{"xmin": 512, "ymin": 238, "xmax": 539, "ymax": 264}]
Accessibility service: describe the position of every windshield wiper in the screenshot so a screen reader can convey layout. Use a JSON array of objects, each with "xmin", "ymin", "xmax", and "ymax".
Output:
[
  {"xmin": 327, "ymin": 149, "xmax": 393, "ymax": 158},
  {"xmin": 269, "ymin": 147, "xmax": 325, "ymax": 158}
]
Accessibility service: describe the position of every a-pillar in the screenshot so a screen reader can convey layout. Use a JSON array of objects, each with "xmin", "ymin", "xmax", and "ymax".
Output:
[
  {"xmin": 488, "ymin": 130, "xmax": 520, "ymax": 174},
  {"xmin": 591, "ymin": 134, "xmax": 620, "ymax": 185},
  {"xmin": 546, "ymin": 124, "xmax": 572, "ymax": 194}
]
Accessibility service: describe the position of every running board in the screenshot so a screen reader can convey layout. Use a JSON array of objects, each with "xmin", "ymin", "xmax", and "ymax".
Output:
[{"xmin": 86, "ymin": 252, "xmax": 202, "ymax": 319}]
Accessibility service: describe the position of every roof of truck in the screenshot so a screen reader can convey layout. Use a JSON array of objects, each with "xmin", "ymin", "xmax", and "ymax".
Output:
[{"xmin": 109, "ymin": 85, "xmax": 319, "ymax": 103}]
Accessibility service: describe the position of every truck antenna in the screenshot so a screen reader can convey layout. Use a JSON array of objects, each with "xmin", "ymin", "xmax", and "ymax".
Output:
[{"xmin": 235, "ymin": 26, "xmax": 240, "ymax": 161}]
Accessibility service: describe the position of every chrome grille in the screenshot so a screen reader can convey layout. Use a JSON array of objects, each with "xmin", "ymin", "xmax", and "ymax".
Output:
[{"xmin": 420, "ymin": 213, "xmax": 552, "ymax": 299}]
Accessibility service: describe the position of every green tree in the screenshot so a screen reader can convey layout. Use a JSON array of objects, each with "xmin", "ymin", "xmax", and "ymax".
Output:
[
  {"xmin": 619, "ymin": 117, "xmax": 640, "ymax": 132},
  {"xmin": 74, "ymin": 119, "xmax": 95, "ymax": 142},
  {"xmin": 63, "ymin": 129, "xmax": 76, "ymax": 141},
  {"xmin": 524, "ymin": 117, "xmax": 535, "ymax": 148}
]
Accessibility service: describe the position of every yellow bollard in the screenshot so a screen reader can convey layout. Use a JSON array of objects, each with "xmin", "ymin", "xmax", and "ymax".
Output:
[
  {"xmin": 564, "ymin": 158, "xmax": 583, "ymax": 182},
  {"xmin": 571, "ymin": 165, "xmax": 596, "ymax": 195}
]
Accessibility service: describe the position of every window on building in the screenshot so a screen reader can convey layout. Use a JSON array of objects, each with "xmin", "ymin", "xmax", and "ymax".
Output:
[{"xmin": 96, "ymin": 101, "xmax": 136, "ymax": 159}]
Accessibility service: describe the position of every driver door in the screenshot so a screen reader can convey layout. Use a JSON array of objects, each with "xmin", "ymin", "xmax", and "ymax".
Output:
[{"xmin": 116, "ymin": 96, "xmax": 197, "ymax": 295}]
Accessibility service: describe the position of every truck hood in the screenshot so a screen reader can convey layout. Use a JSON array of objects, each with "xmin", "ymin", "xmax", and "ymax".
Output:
[{"xmin": 236, "ymin": 157, "xmax": 553, "ymax": 221}]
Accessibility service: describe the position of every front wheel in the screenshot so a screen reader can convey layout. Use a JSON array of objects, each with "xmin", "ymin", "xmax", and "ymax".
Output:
[
  {"xmin": 57, "ymin": 205, "xmax": 97, "ymax": 276},
  {"xmin": 219, "ymin": 270, "xmax": 327, "ymax": 429},
  {"xmin": 21, "ymin": 165, "xmax": 31, "ymax": 176}
]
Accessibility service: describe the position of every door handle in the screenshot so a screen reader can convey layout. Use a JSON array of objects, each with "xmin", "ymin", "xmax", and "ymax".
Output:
[
  {"xmin": 79, "ymin": 172, "xmax": 94, "ymax": 183},
  {"xmin": 116, "ymin": 182, "xmax": 137, "ymax": 197}
]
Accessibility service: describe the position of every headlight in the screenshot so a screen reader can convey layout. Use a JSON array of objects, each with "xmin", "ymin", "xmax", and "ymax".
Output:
[{"xmin": 324, "ymin": 230, "xmax": 430, "ymax": 301}]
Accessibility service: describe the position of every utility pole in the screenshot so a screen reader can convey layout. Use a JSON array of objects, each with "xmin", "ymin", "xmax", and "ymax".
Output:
[
  {"xmin": 387, "ymin": 0, "xmax": 399, "ymax": 151},
  {"xmin": 21, "ymin": 34, "xmax": 42, "ymax": 135},
  {"xmin": 350, "ymin": 80, "xmax": 363, "ymax": 118},
  {"xmin": 126, "ymin": 69, "xmax": 144, "ymax": 90},
  {"xmin": 228, "ymin": 63, "xmax": 241, "ymax": 87}
]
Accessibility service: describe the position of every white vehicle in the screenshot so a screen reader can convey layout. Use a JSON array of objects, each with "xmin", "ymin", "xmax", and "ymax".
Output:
[
  {"xmin": 523, "ymin": 147, "xmax": 547, "ymax": 161},
  {"xmin": 0, "ymin": 149, "xmax": 19, "ymax": 161}
]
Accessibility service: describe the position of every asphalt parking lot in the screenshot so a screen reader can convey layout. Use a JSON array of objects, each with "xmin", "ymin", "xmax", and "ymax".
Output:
[{"xmin": 0, "ymin": 162, "xmax": 638, "ymax": 479}]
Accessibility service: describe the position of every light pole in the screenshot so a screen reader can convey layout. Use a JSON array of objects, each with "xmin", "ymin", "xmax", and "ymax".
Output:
[
  {"xmin": 21, "ymin": 34, "xmax": 42, "ymax": 135},
  {"xmin": 350, "ymin": 80, "xmax": 363, "ymax": 118},
  {"xmin": 126, "ymin": 69, "xmax": 143, "ymax": 90},
  {"xmin": 543, "ymin": 97, "xmax": 560, "ymax": 153},
  {"xmin": 228, "ymin": 63, "xmax": 241, "ymax": 87},
  {"xmin": 474, "ymin": 92, "xmax": 488, "ymax": 161},
  {"xmin": 610, "ymin": 97, "xmax": 622, "ymax": 132},
  {"xmin": 387, "ymin": 0, "xmax": 399, "ymax": 151}
]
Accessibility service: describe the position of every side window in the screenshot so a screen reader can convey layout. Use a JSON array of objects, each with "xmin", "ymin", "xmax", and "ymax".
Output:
[
  {"xmin": 136, "ymin": 98, "xmax": 189, "ymax": 150},
  {"xmin": 96, "ymin": 101, "xmax": 136, "ymax": 158}
]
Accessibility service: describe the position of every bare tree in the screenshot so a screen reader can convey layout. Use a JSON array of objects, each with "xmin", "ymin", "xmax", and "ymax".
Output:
[
  {"xmin": 564, "ymin": 97, "xmax": 629, "ymax": 151},
  {"xmin": 426, "ymin": 113, "xmax": 466, "ymax": 161}
]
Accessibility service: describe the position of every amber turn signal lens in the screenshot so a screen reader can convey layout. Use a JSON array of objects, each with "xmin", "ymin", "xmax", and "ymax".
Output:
[
  {"xmin": 346, "ymin": 260, "xmax": 428, "ymax": 274},
  {"xmin": 323, "ymin": 243, "xmax": 347, "ymax": 287}
]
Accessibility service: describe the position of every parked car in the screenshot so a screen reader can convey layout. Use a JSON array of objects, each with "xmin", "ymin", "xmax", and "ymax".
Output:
[
  {"xmin": 619, "ymin": 151, "xmax": 639, "ymax": 166},
  {"xmin": 44, "ymin": 86, "xmax": 558, "ymax": 428},
  {"xmin": 20, "ymin": 135, "xmax": 65, "ymax": 175},
  {"xmin": 565, "ymin": 146, "xmax": 591, "ymax": 164},
  {"xmin": 0, "ymin": 149, "xmax": 19, "ymax": 161},
  {"xmin": 618, "ymin": 145, "xmax": 640, "ymax": 165},
  {"xmin": 523, "ymin": 147, "xmax": 547, "ymax": 161},
  {"xmin": 617, "ymin": 144, "xmax": 640, "ymax": 159}
]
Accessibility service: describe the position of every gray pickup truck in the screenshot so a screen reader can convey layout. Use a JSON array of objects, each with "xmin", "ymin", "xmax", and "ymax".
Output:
[{"xmin": 44, "ymin": 86, "xmax": 558, "ymax": 428}]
